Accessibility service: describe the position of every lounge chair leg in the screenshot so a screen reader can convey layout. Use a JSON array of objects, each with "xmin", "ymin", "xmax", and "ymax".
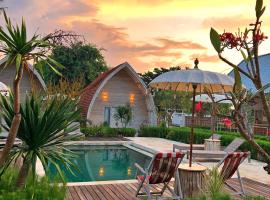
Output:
[
  {"xmin": 144, "ymin": 182, "xmax": 152, "ymax": 200},
  {"xmin": 175, "ymin": 170, "xmax": 183, "ymax": 199},
  {"xmin": 160, "ymin": 182, "xmax": 169, "ymax": 195},
  {"xmin": 237, "ymin": 169, "xmax": 245, "ymax": 196},
  {"xmin": 136, "ymin": 179, "xmax": 144, "ymax": 197},
  {"xmin": 167, "ymin": 184, "xmax": 181, "ymax": 200}
]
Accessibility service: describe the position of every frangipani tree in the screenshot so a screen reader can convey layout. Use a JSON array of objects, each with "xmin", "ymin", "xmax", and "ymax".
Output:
[
  {"xmin": 210, "ymin": 0, "xmax": 270, "ymax": 173},
  {"xmin": 0, "ymin": 11, "xmax": 63, "ymax": 167}
]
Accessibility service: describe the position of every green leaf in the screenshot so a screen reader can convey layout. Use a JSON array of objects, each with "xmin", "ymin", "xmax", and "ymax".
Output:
[
  {"xmin": 256, "ymin": 0, "xmax": 264, "ymax": 18},
  {"xmin": 258, "ymin": 6, "xmax": 266, "ymax": 18},
  {"xmin": 240, "ymin": 50, "xmax": 248, "ymax": 63},
  {"xmin": 210, "ymin": 28, "xmax": 221, "ymax": 53},
  {"xmin": 233, "ymin": 67, "xmax": 242, "ymax": 93},
  {"xmin": 47, "ymin": 62, "xmax": 62, "ymax": 77}
]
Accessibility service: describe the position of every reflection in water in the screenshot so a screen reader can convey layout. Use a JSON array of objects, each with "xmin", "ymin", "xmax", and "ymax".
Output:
[
  {"xmin": 47, "ymin": 145, "xmax": 150, "ymax": 182},
  {"xmin": 98, "ymin": 166, "xmax": 105, "ymax": 177},
  {"xmin": 127, "ymin": 167, "xmax": 132, "ymax": 176}
]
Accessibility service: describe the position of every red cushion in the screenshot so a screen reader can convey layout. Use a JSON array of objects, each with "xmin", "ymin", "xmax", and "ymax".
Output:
[{"xmin": 137, "ymin": 175, "xmax": 151, "ymax": 181}]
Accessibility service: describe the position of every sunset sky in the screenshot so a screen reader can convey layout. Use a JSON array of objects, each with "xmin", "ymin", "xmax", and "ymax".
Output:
[{"xmin": 3, "ymin": 0, "xmax": 270, "ymax": 73}]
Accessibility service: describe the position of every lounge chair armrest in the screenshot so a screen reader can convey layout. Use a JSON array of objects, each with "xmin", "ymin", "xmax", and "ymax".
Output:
[{"xmin": 134, "ymin": 163, "xmax": 146, "ymax": 174}]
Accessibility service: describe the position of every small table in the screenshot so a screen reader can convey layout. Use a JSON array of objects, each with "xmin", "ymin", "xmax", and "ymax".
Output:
[
  {"xmin": 204, "ymin": 139, "xmax": 221, "ymax": 151},
  {"xmin": 174, "ymin": 164, "xmax": 207, "ymax": 199}
]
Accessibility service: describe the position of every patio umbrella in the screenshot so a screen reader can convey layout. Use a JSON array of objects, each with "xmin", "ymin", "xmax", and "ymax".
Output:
[
  {"xmin": 0, "ymin": 82, "xmax": 9, "ymax": 96},
  {"xmin": 149, "ymin": 59, "xmax": 234, "ymax": 167}
]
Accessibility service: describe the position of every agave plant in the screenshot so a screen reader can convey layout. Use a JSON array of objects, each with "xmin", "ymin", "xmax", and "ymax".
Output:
[
  {"xmin": 0, "ymin": 93, "xmax": 80, "ymax": 187},
  {"xmin": 0, "ymin": 11, "xmax": 63, "ymax": 166}
]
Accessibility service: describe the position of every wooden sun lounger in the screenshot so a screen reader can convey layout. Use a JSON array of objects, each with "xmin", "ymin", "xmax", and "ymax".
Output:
[
  {"xmin": 173, "ymin": 134, "xmax": 221, "ymax": 151},
  {"xmin": 188, "ymin": 138, "xmax": 244, "ymax": 162}
]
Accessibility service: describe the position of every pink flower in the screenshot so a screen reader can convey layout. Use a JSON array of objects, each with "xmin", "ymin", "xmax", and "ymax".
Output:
[
  {"xmin": 195, "ymin": 101, "xmax": 203, "ymax": 113},
  {"xmin": 266, "ymin": 130, "xmax": 270, "ymax": 136},
  {"xmin": 222, "ymin": 118, "xmax": 232, "ymax": 128}
]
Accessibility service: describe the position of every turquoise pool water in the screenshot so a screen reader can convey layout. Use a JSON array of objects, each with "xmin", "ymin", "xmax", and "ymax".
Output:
[{"xmin": 48, "ymin": 145, "xmax": 151, "ymax": 182}]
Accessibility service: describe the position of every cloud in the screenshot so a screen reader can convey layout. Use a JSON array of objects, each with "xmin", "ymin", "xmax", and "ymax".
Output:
[
  {"xmin": 1, "ymin": 0, "xmax": 218, "ymax": 73},
  {"xmin": 68, "ymin": 20, "xmax": 206, "ymax": 71},
  {"xmin": 155, "ymin": 38, "xmax": 206, "ymax": 49},
  {"xmin": 44, "ymin": 0, "xmax": 98, "ymax": 19},
  {"xmin": 189, "ymin": 53, "xmax": 219, "ymax": 63},
  {"xmin": 202, "ymin": 15, "xmax": 252, "ymax": 30}
]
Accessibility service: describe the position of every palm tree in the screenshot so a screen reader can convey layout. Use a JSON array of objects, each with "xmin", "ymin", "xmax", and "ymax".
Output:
[
  {"xmin": 0, "ymin": 94, "xmax": 80, "ymax": 187},
  {"xmin": 113, "ymin": 104, "xmax": 132, "ymax": 128},
  {"xmin": 0, "ymin": 11, "xmax": 63, "ymax": 166}
]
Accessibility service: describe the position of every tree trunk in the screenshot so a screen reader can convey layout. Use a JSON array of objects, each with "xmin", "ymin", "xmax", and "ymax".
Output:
[
  {"xmin": 235, "ymin": 114, "xmax": 270, "ymax": 174},
  {"xmin": 0, "ymin": 64, "xmax": 24, "ymax": 167},
  {"xmin": 16, "ymin": 158, "xmax": 30, "ymax": 188}
]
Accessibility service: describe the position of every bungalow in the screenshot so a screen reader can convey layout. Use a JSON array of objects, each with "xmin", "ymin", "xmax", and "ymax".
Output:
[
  {"xmin": 79, "ymin": 62, "xmax": 157, "ymax": 128},
  {"xmin": 0, "ymin": 57, "xmax": 46, "ymax": 99}
]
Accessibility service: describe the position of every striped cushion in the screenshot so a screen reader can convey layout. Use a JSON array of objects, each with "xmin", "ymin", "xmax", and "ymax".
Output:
[
  {"xmin": 220, "ymin": 152, "xmax": 249, "ymax": 180},
  {"xmin": 148, "ymin": 152, "xmax": 184, "ymax": 184}
]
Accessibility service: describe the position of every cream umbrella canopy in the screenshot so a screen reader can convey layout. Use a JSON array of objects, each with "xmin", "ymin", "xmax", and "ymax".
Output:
[{"xmin": 149, "ymin": 59, "xmax": 234, "ymax": 167}]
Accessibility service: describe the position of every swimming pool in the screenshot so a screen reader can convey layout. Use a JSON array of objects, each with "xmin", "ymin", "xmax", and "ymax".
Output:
[{"xmin": 48, "ymin": 145, "xmax": 151, "ymax": 182}]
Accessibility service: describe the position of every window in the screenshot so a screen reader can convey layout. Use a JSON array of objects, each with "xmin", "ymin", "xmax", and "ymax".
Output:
[{"xmin": 104, "ymin": 107, "xmax": 111, "ymax": 125}]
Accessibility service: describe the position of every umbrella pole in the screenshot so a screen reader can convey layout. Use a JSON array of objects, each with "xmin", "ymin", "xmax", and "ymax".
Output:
[
  {"xmin": 211, "ymin": 102, "xmax": 215, "ymax": 140},
  {"xmin": 189, "ymin": 84, "xmax": 197, "ymax": 167}
]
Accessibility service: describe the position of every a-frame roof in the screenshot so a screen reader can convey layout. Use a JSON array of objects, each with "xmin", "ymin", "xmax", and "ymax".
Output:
[{"xmin": 79, "ymin": 62, "xmax": 148, "ymax": 118}]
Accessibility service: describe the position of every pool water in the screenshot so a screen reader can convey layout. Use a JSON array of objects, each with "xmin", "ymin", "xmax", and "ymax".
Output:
[{"xmin": 47, "ymin": 145, "xmax": 151, "ymax": 182}]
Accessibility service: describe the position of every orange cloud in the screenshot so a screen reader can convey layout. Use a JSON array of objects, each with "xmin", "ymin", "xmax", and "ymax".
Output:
[
  {"xmin": 189, "ymin": 54, "xmax": 219, "ymax": 63},
  {"xmin": 67, "ymin": 19, "xmax": 206, "ymax": 72},
  {"xmin": 202, "ymin": 15, "xmax": 252, "ymax": 30},
  {"xmin": 5, "ymin": 0, "xmax": 266, "ymax": 73},
  {"xmin": 155, "ymin": 38, "xmax": 206, "ymax": 50}
]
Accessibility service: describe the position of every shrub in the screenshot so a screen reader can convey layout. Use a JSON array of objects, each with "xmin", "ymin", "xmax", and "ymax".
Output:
[
  {"xmin": 139, "ymin": 125, "xmax": 167, "ymax": 138},
  {"xmin": 81, "ymin": 126, "xmax": 136, "ymax": 137},
  {"xmin": 80, "ymin": 125, "xmax": 103, "ymax": 137},
  {"xmin": 117, "ymin": 128, "xmax": 136, "ymax": 137},
  {"xmin": 0, "ymin": 169, "xmax": 66, "ymax": 200},
  {"xmin": 139, "ymin": 126, "xmax": 270, "ymax": 161},
  {"xmin": 103, "ymin": 126, "xmax": 118, "ymax": 137}
]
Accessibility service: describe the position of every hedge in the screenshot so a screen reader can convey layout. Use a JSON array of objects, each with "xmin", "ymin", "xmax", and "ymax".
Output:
[
  {"xmin": 81, "ymin": 126, "xmax": 136, "ymax": 137},
  {"xmin": 139, "ymin": 126, "xmax": 270, "ymax": 162}
]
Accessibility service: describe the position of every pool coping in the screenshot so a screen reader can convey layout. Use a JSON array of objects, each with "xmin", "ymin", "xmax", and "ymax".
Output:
[{"xmin": 66, "ymin": 179, "xmax": 138, "ymax": 186}]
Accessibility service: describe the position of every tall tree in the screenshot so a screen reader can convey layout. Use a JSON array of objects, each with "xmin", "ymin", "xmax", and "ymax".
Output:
[
  {"xmin": 139, "ymin": 66, "xmax": 182, "ymax": 85},
  {"xmin": 40, "ymin": 42, "xmax": 108, "ymax": 85},
  {"xmin": 0, "ymin": 11, "xmax": 63, "ymax": 166}
]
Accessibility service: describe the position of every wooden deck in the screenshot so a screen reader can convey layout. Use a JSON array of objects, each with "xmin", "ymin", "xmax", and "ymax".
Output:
[{"xmin": 67, "ymin": 178, "xmax": 270, "ymax": 200}]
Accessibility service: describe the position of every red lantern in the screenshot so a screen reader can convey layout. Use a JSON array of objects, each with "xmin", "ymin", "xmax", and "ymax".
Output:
[{"xmin": 195, "ymin": 101, "xmax": 203, "ymax": 113}]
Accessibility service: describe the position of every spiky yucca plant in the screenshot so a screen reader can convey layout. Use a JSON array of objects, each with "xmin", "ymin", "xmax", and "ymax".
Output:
[
  {"xmin": 0, "ymin": 11, "xmax": 63, "ymax": 167},
  {"xmin": 0, "ymin": 94, "xmax": 80, "ymax": 187}
]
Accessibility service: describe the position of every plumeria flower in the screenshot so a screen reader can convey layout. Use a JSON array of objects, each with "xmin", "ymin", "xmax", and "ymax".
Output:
[{"xmin": 222, "ymin": 118, "xmax": 232, "ymax": 128}]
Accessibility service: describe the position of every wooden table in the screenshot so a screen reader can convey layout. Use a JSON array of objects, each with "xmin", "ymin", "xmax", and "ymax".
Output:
[
  {"xmin": 204, "ymin": 139, "xmax": 221, "ymax": 151},
  {"xmin": 175, "ymin": 164, "xmax": 207, "ymax": 199}
]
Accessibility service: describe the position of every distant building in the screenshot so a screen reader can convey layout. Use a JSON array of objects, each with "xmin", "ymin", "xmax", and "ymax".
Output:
[
  {"xmin": 228, "ymin": 53, "xmax": 270, "ymax": 129},
  {"xmin": 228, "ymin": 53, "xmax": 270, "ymax": 93},
  {"xmin": 79, "ymin": 62, "xmax": 157, "ymax": 128},
  {"xmin": 0, "ymin": 57, "xmax": 46, "ymax": 100}
]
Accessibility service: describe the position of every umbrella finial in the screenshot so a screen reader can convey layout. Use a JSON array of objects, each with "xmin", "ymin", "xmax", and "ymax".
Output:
[{"xmin": 194, "ymin": 58, "xmax": 199, "ymax": 69}]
